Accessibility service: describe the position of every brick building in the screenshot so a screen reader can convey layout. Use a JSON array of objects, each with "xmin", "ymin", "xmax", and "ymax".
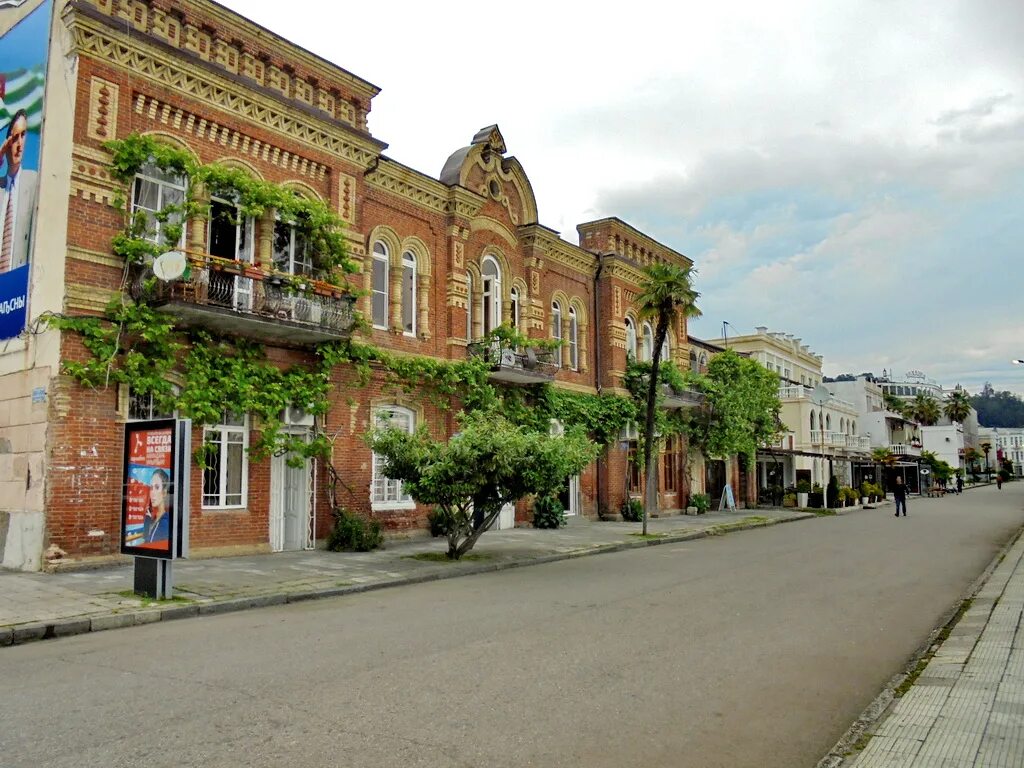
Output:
[{"xmin": 0, "ymin": 0, "xmax": 729, "ymax": 571}]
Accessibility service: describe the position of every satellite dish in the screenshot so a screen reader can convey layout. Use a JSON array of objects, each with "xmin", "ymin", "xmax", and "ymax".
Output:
[
  {"xmin": 813, "ymin": 384, "xmax": 831, "ymax": 404},
  {"xmin": 153, "ymin": 251, "xmax": 187, "ymax": 281},
  {"xmin": 920, "ymin": 468, "xmax": 931, "ymax": 475}
]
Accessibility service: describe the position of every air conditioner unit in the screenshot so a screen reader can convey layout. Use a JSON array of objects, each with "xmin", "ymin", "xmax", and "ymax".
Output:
[{"xmin": 284, "ymin": 405, "xmax": 315, "ymax": 427}]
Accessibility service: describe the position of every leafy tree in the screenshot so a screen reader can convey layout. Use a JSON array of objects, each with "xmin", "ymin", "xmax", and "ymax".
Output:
[
  {"xmin": 882, "ymin": 392, "xmax": 910, "ymax": 418},
  {"xmin": 972, "ymin": 383, "xmax": 1024, "ymax": 427},
  {"xmin": 368, "ymin": 409, "xmax": 598, "ymax": 559},
  {"xmin": 871, "ymin": 447, "xmax": 898, "ymax": 489},
  {"xmin": 909, "ymin": 393, "xmax": 941, "ymax": 426},
  {"xmin": 981, "ymin": 441, "xmax": 993, "ymax": 473},
  {"xmin": 944, "ymin": 387, "xmax": 972, "ymax": 424},
  {"xmin": 921, "ymin": 450, "xmax": 954, "ymax": 485},
  {"xmin": 634, "ymin": 263, "xmax": 701, "ymax": 533},
  {"xmin": 963, "ymin": 446, "xmax": 982, "ymax": 473}
]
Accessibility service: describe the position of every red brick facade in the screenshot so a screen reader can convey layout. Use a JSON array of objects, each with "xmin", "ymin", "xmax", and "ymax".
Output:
[{"xmin": 38, "ymin": 0, "xmax": 722, "ymax": 563}]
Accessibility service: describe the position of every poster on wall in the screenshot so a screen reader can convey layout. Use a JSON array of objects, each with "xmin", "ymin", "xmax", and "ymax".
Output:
[
  {"xmin": 0, "ymin": 0, "xmax": 50, "ymax": 340},
  {"xmin": 122, "ymin": 419, "xmax": 177, "ymax": 559}
]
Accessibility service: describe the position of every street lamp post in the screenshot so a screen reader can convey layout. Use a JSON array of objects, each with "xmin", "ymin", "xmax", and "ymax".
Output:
[{"xmin": 813, "ymin": 384, "xmax": 831, "ymax": 498}]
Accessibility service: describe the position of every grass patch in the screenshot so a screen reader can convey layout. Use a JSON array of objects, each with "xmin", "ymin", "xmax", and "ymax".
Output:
[
  {"xmin": 739, "ymin": 516, "xmax": 771, "ymax": 524},
  {"xmin": 114, "ymin": 590, "xmax": 193, "ymax": 607},
  {"xmin": 809, "ymin": 508, "xmax": 837, "ymax": 517},
  {"xmin": 894, "ymin": 597, "xmax": 974, "ymax": 697},
  {"xmin": 403, "ymin": 552, "xmax": 493, "ymax": 563}
]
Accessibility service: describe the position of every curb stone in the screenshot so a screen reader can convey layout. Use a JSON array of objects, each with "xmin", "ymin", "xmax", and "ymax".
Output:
[{"xmin": 2, "ymin": 512, "xmax": 812, "ymax": 648}]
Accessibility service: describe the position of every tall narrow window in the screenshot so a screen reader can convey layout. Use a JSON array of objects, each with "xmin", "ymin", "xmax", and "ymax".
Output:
[
  {"xmin": 568, "ymin": 306, "xmax": 579, "ymax": 371},
  {"xmin": 466, "ymin": 273, "xmax": 473, "ymax": 339},
  {"xmin": 202, "ymin": 412, "xmax": 248, "ymax": 509},
  {"xmin": 810, "ymin": 411, "xmax": 816, "ymax": 432},
  {"xmin": 273, "ymin": 219, "xmax": 312, "ymax": 276},
  {"xmin": 660, "ymin": 334, "xmax": 670, "ymax": 363},
  {"xmin": 509, "ymin": 286, "xmax": 520, "ymax": 330},
  {"xmin": 551, "ymin": 301, "xmax": 563, "ymax": 368},
  {"xmin": 401, "ymin": 251, "xmax": 416, "ymax": 337},
  {"xmin": 372, "ymin": 406, "xmax": 415, "ymax": 507},
  {"xmin": 482, "ymin": 256, "xmax": 501, "ymax": 335},
  {"xmin": 689, "ymin": 349, "xmax": 698, "ymax": 373},
  {"xmin": 625, "ymin": 318, "xmax": 638, "ymax": 360},
  {"xmin": 641, "ymin": 323, "xmax": 654, "ymax": 363},
  {"xmin": 208, "ymin": 198, "xmax": 255, "ymax": 310},
  {"xmin": 132, "ymin": 161, "xmax": 186, "ymax": 246},
  {"xmin": 371, "ymin": 242, "xmax": 388, "ymax": 330}
]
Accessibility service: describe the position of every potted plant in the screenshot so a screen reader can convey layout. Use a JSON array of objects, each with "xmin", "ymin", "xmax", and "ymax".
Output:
[
  {"xmin": 809, "ymin": 483, "xmax": 824, "ymax": 509},
  {"xmin": 691, "ymin": 493, "xmax": 711, "ymax": 514},
  {"xmin": 796, "ymin": 479, "xmax": 811, "ymax": 508},
  {"xmin": 783, "ymin": 492, "xmax": 797, "ymax": 508}
]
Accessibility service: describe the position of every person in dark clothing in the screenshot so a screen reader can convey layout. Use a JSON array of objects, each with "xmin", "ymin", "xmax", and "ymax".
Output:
[
  {"xmin": 997, "ymin": 475, "xmax": 1003, "ymax": 490},
  {"xmin": 893, "ymin": 476, "xmax": 908, "ymax": 517},
  {"xmin": 956, "ymin": 475, "xmax": 964, "ymax": 494}
]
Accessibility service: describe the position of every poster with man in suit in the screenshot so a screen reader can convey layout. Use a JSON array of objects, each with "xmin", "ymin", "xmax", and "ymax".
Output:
[{"xmin": 0, "ymin": 0, "xmax": 49, "ymax": 340}]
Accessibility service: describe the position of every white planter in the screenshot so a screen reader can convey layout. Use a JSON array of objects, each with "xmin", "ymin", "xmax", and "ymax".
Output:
[
  {"xmin": 861, "ymin": 497, "xmax": 869, "ymax": 505},
  {"xmin": 797, "ymin": 492, "xmax": 809, "ymax": 507}
]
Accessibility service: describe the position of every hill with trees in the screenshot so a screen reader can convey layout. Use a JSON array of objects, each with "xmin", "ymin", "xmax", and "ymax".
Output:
[{"xmin": 973, "ymin": 383, "xmax": 1024, "ymax": 427}]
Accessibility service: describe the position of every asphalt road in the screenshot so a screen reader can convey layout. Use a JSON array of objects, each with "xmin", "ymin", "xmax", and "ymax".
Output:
[{"xmin": 3, "ymin": 485, "xmax": 1022, "ymax": 768}]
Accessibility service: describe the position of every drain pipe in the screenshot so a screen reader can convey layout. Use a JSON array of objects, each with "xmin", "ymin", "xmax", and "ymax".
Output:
[{"xmin": 593, "ymin": 255, "xmax": 606, "ymax": 517}]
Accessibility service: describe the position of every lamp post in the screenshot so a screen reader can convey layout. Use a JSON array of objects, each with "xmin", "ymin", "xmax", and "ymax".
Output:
[{"xmin": 813, "ymin": 384, "xmax": 831, "ymax": 496}]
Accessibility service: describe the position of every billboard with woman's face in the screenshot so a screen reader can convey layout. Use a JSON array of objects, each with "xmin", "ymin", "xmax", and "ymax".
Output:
[
  {"xmin": 0, "ymin": 0, "xmax": 49, "ymax": 339},
  {"xmin": 122, "ymin": 420, "xmax": 177, "ymax": 558}
]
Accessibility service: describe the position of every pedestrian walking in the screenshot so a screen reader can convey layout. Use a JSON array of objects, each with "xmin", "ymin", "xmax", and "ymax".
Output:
[
  {"xmin": 893, "ymin": 476, "xmax": 908, "ymax": 517},
  {"xmin": 956, "ymin": 475, "xmax": 964, "ymax": 494},
  {"xmin": 997, "ymin": 475, "xmax": 1003, "ymax": 490}
]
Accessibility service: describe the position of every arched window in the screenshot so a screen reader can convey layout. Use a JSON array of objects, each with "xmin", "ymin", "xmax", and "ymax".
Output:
[
  {"xmin": 371, "ymin": 406, "xmax": 415, "ymax": 507},
  {"xmin": 826, "ymin": 414, "xmax": 832, "ymax": 431},
  {"xmin": 689, "ymin": 349, "xmax": 698, "ymax": 373},
  {"xmin": 568, "ymin": 306, "xmax": 579, "ymax": 371},
  {"xmin": 401, "ymin": 251, "xmax": 416, "ymax": 337},
  {"xmin": 551, "ymin": 301, "xmax": 563, "ymax": 367},
  {"xmin": 371, "ymin": 242, "xmax": 389, "ymax": 330},
  {"xmin": 699, "ymin": 353, "xmax": 707, "ymax": 370},
  {"xmin": 641, "ymin": 323, "xmax": 654, "ymax": 362},
  {"xmin": 509, "ymin": 286, "xmax": 520, "ymax": 330},
  {"xmin": 625, "ymin": 318, "xmax": 638, "ymax": 360},
  {"xmin": 852, "ymin": 421, "xmax": 857, "ymax": 435},
  {"xmin": 810, "ymin": 410, "xmax": 816, "ymax": 432},
  {"xmin": 839, "ymin": 418, "xmax": 845, "ymax": 434},
  {"xmin": 819, "ymin": 412, "xmax": 824, "ymax": 430},
  {"xmin": 482, "ymin": 256, "xmax": 502, "ymax": 335}
]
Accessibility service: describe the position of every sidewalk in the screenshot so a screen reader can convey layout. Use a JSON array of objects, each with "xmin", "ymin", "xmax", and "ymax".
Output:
[
  {"xmin": 842, "ymin": 528, "xmax": 1024, "ymax": 767},
  {"xmin": 1, "ymin": 506, "xmax": 816, "ymax": 646}
]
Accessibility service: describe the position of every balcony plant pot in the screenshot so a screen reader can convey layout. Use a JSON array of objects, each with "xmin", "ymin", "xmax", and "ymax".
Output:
[
  {"xmin": 797, "ymin": 492, "xmax": 809, "ymax": 508},
  {"xmin": 861, "ymin": 496, "xmax": 869, "ymax": 505},
  {"xmin": 809, "ymin": 491, "xmax": 824, "ymax": 508}
]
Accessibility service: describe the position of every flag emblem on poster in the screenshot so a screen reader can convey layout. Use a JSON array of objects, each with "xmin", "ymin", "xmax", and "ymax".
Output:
[{"xmin": 0, "ymin": 65, "xmax": 45, "ymax": 131}]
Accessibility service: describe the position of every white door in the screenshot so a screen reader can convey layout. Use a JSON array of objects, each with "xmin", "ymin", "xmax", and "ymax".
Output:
[
  {"xmin": 559, "ymin": 475, "xmax": 581, "ymax": 516},
  {"xmin": 495, "ymin": 502, "xmax": 515, "ymax": 530},
  {"xmin": 270, "ymin": 436, "xmax": 312, "ymax": 552}
]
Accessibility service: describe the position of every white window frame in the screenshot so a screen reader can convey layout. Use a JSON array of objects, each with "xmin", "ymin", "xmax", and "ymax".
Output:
[
  {"xmin": 273, "ymin": 218, "xmax": 312, "ymax": 277},
  {"xmin": 202, "ymin": 412, "xmax": 249, "ymax": 510},
  {"xmin": 509, "ymin": 286, "xmax": 520, "ymax": 330},
  {"xmin": 641, "ymin": 323, "xmax": 654, "ymax": 363},
  {"xmin": 551, "ymin": 301, "xmax": 563, "ymax": 368},
  {"xmin": 625, "ymin": 317, "xmax": 637, "ymax": 360},
  {"xmin": 402, "ymin": 250, "xmax": 417, "ymax": 337},
  {"xmin": 371, "ymin": 242, "xmax": 389, "ymax": 330},
  {"xmin": 481, "ymin": 255, "xmax": 502, "ymax": 335},
  {"xmin": 208, "ymin": 197, "xmax": 256, "ymax": 310},
  {"xmin": 372, "ymin": 405, "xmax": 415, "ymax": 509},
  {"xmin": 127, "ymin": 387, "xmax": 177, "ymax": 421},
  {"xmin": 132, "ymin": 161, "xmax": 187, "ymax": 247},
  {"xmin": 568, "ymin": 306, "xmax": 579, "ymax": 371}
]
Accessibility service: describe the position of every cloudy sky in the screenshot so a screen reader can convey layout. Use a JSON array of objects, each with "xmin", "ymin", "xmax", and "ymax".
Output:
[{"xmin": 224, "ymin": 0, "xmax": 1023, "ymax": 394}]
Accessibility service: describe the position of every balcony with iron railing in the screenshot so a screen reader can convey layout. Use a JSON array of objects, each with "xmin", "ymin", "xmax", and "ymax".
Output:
[
  {"xmin": 778, "ymin": 385, "xmax": 856, "ymax": 410},
  {"xmin": 130, "ymin": 255, "xmax": 356, "ymax": 346},
  {"xmin": 466, "ymin": 339, "xmax": 558, "ymax": 385},
  {"xmin": 807, "ymin": 431, "xmax": 873, "ymax": 452}
]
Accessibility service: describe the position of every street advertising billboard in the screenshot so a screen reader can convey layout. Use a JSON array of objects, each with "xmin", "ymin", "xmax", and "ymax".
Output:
[
  {"xmin": 122, "ymin": 419, "xmax": 191, "ymax": 560},
  {"xmin": 0, "ymin": 0, "xmax": 50, "ymax": 340}
]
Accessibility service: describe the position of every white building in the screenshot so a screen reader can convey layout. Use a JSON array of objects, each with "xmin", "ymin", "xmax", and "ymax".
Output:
[{"xmin": 977, "ymin": 427, "xmax": 1024, "ymax": 477}]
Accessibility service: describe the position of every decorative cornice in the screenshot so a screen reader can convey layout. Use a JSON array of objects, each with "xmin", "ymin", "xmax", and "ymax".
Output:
[
  {"xmin": 68, "ymin": 246, "xmax": 121, "ymax": 269},
  {"xmin": 602, "ymin": 256, "xmax": 648, "ymax": 287},
  {"xmin": 66, "ymin": 283, "xmax": 119, "ymax": 313},
  {"xmin": 365, "ymin": 159, "xmax": 447, "ymax": 214},
  {"xmin": 518, "ymin": 224, "xmax": 598, "ymax": 278},
  {"xmin": 469, "ymin": 217, "xmax": 517, "ymax": 248},
  {"xmin": 66, "ymin": 13, "xmax": 384, "ymax": 170},
  {"xmin": 446, "ymin": 186, "xmax": 486, "ymax": 220}
]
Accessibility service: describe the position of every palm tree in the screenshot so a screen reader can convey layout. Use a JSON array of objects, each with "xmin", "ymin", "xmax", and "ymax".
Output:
[
  {"xmin": 910, "ymin": 393, "xmax": 941, "ymax": 426},
  {"xmin": 871, "ymin": 446, "xmax": 898, "ymax": 494},
  {"xmin": 964, "ymin": 446, "xmax": 982, "ymax": 474},
  {"xmin": 883, "ymin": 392, "xmax": 907, "ymax": 416},
  {"xmin": 944, "ymin": 387, "xmax": 972, "ymax": 424},
  {"xmin": 635, "ymin": 262, "xmax": 701, "ymax": 534},
  {"xmin": 981, "ymin": 441, "xmax": 992, "ymax": 475}
]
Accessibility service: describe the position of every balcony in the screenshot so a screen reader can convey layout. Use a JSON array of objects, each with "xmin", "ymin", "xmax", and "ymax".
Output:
[
  {"xmin": 889, "ymin": 443, "xmax": 922, "ymax": 457},
  {"xmin": 660, "ymin": 383, "xmax": 705, "ymax": 410},
  {"xmin": 130, "ymin": 256, "xmax": 356, "ymax": 346},
  {"xmin": 466, "ymin": 339, "xmax": 558, "ymax": 385},
  {"xmin": 778, "ymin": 385, "xmax": 855, "ymax": 410},
  {"xmin": 807, "ymin": 431, "xmax": 871, "ymax": 451}
]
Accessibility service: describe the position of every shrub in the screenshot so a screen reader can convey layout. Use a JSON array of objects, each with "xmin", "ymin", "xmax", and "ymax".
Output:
[
  {"xmin": 691, "ymin": 493, "xmax": 711, "ymax": 514},
  {"xmin": 426, "ymin": 509, "xmax": 448, "ymax": 538},
  {"xmin": 782, "ymin": 492, "xmax": 797, "ymax": 507},
  {"xmin": 620, "ymin": 497, "xmax": 643, "ymax": 522},
  {"xmin": 326, "ymin": 508, "xmax": 384, "ymax": 552},
  {"xmin": 796, "ymin": 480, "xmax": 812, "ymax": 494},
  {"xmin": 532, "ymin": 494, "xmax": 566, "ymax": 529}
]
